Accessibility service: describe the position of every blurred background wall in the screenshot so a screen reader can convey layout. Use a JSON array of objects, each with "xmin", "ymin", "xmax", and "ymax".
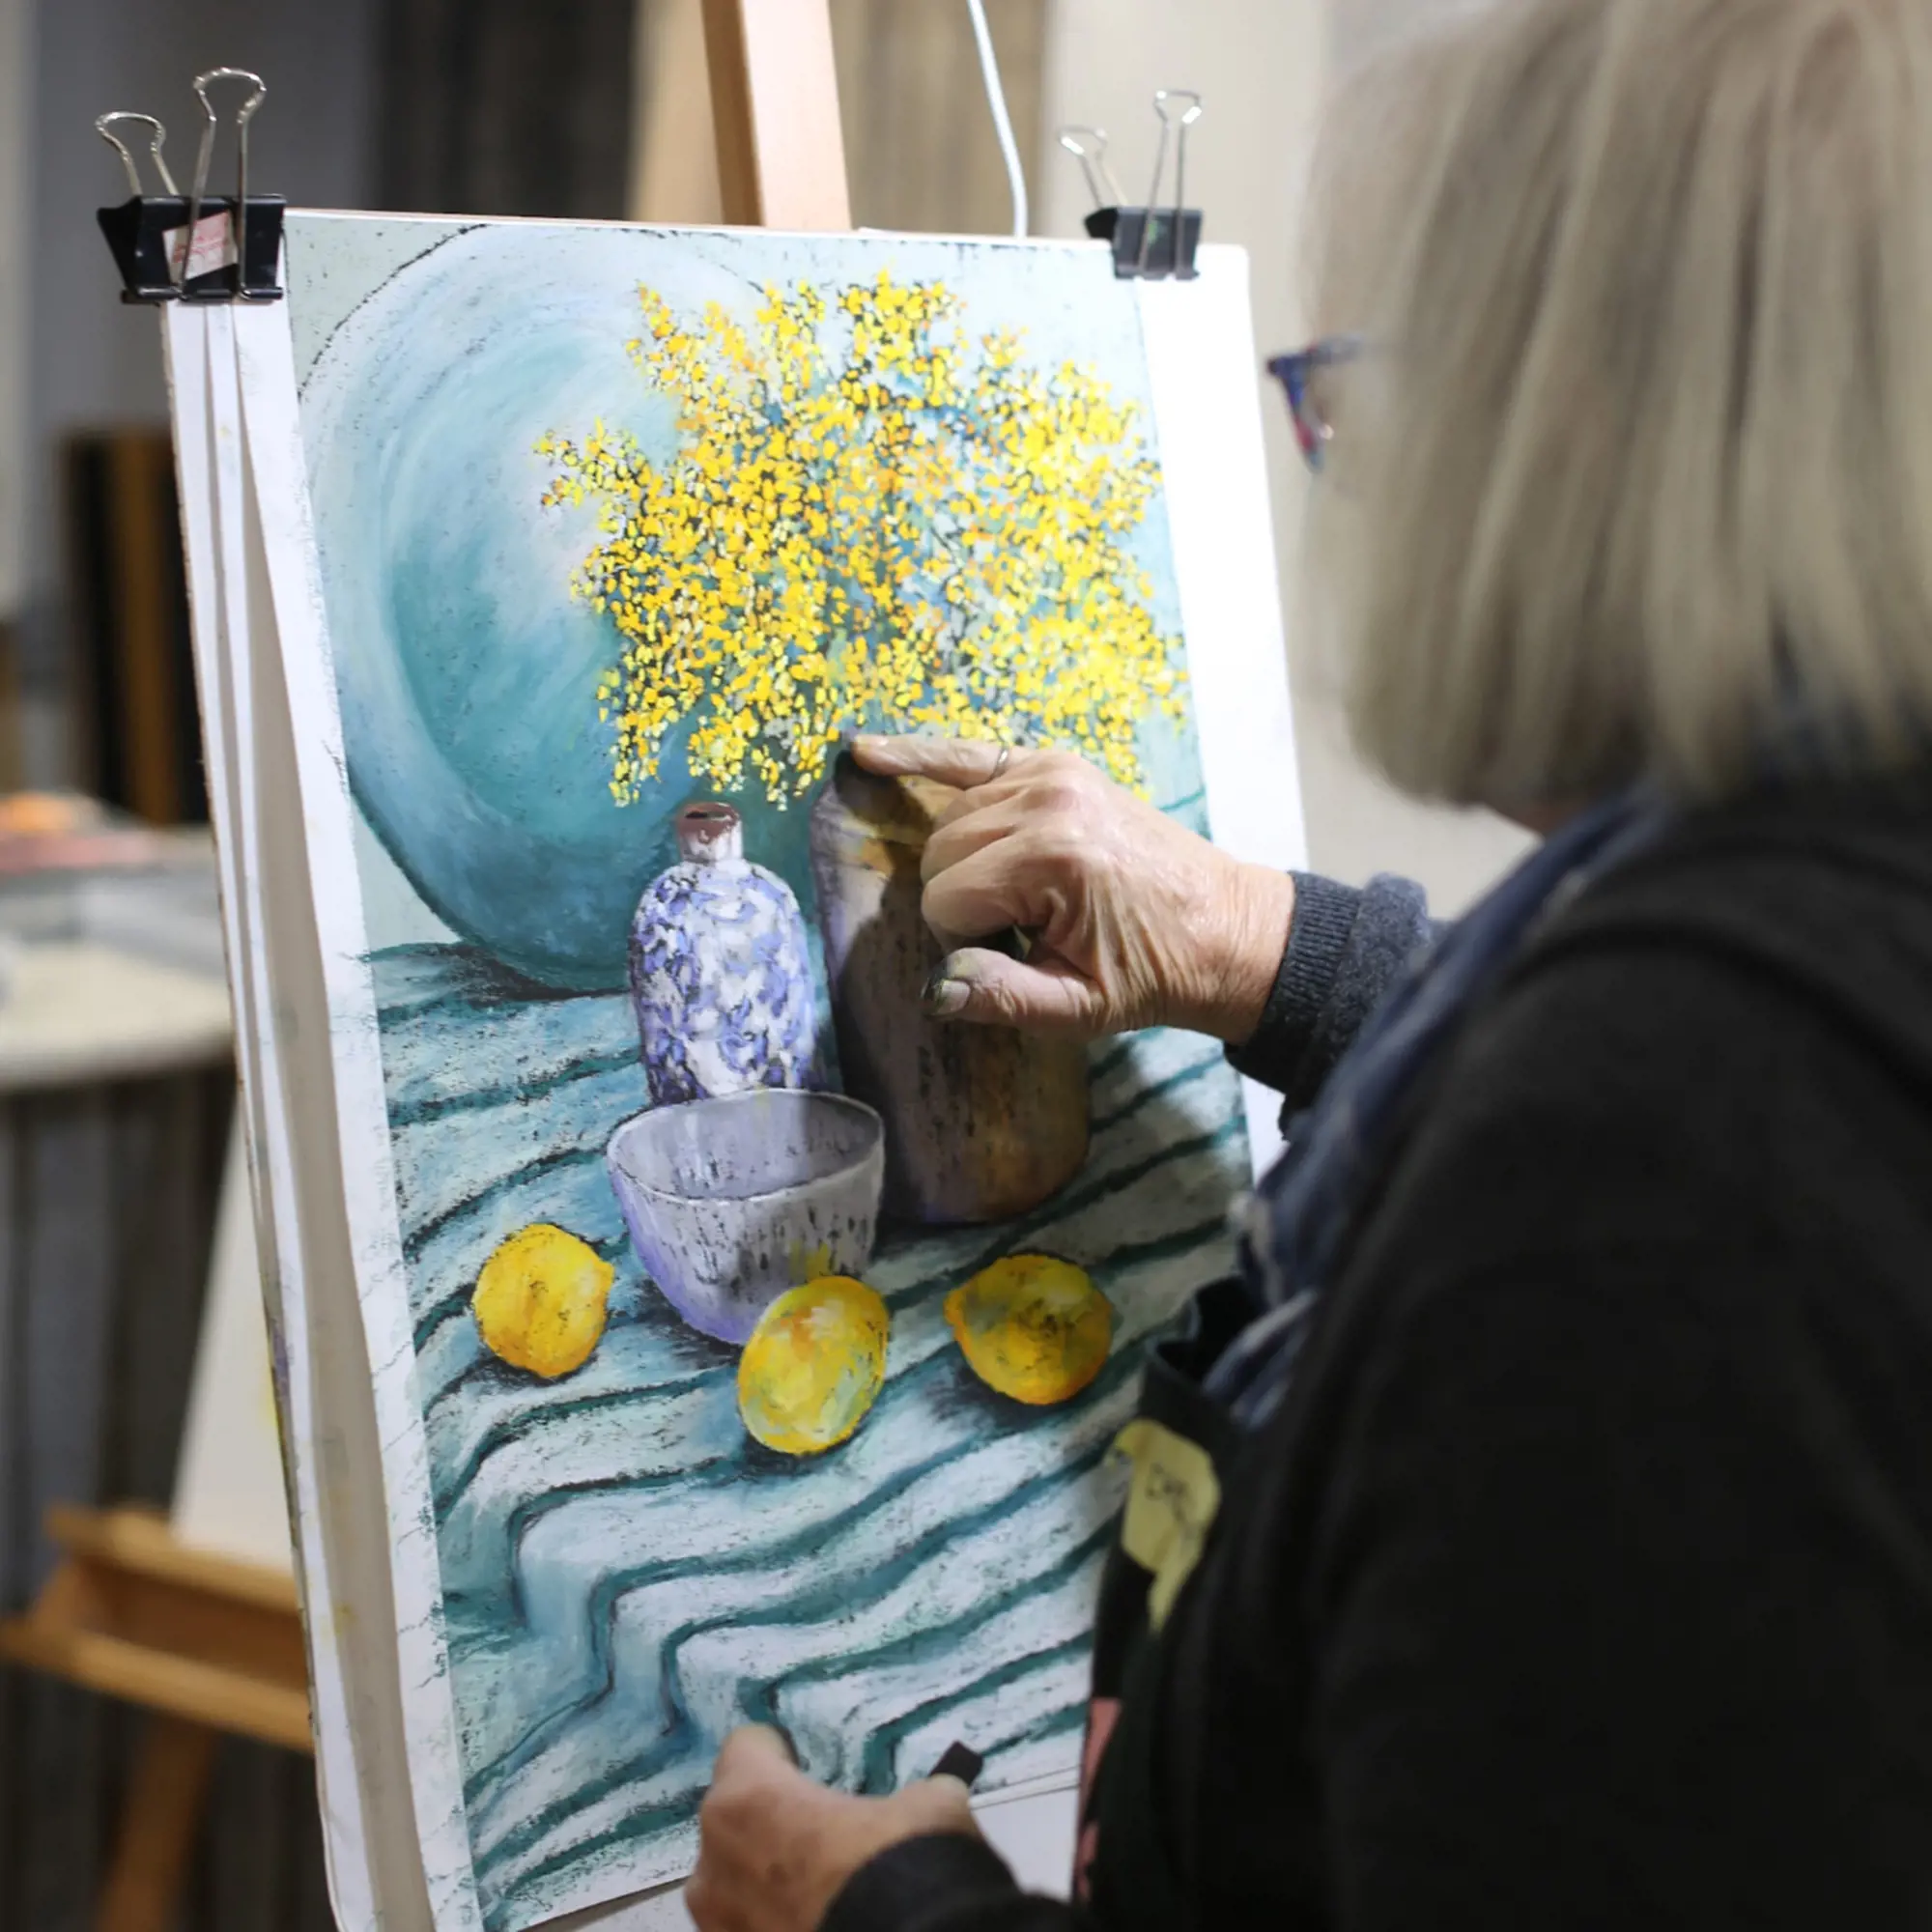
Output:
[{"xmin": 0, "ymin": 0, "xmax": 31, "ymax": 790}]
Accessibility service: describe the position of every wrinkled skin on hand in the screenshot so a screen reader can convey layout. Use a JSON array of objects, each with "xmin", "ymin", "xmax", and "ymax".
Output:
[
  {"xmin": 852, "ymin": 735, "xmax": 1295, "ymax": 1044},
  {"xmin": 689, "ymin": 1726, "xmax": 979, "ymax": 1932}
]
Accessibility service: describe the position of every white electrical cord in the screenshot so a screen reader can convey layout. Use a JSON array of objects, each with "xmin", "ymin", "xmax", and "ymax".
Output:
[{"xmin": 966, "ymin": 0, "xmax": 1030, "ymax": 238}]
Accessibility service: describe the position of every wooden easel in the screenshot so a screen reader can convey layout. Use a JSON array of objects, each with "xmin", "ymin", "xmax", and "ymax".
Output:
[{"xmin": 0, "ymin": 7, "xmax": 852, "ymax": 1928}]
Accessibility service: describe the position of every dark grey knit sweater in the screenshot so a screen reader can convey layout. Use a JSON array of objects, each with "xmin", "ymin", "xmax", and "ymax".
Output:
[
  {"xmin": 1227, "ymin": 871, "xmax": 1440, "ymax": 1119},
  {"xmin": 826, "ymin": 775, "xmax": 1932, "ymax": 1932}
]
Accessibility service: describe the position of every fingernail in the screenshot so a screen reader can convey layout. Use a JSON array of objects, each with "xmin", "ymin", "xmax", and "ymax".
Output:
[{"xmin": 922, "ymin": 970, "xmax": 970, "ymax": 1018}]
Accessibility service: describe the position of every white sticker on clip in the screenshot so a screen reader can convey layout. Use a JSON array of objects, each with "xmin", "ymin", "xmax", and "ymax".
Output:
[{"xmin": 163, "ymin": 212, "xmax": 239, "ymax": 283}]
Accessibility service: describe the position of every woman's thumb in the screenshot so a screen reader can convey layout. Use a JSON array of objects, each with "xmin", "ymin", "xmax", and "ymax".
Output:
[{"xmin": 922, "ymin": 949, "xmax": 1105, "ymax": 1036}]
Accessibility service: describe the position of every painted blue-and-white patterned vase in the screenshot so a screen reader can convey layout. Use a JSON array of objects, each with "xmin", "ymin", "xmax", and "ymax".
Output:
[{"xmin": 628, "ymin": 801, "xmax": 818, "ymax": 1107}]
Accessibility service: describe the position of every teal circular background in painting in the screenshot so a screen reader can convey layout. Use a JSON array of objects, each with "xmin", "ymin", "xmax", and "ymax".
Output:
[{"xmin": 299, "ymin": 222, "xmax": 825, "ymax": 991}]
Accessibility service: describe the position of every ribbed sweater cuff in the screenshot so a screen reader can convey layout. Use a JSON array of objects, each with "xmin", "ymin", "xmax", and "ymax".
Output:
[
  {"xmin": 1228, "ymin": 870, "xmax": 1438, "ymax": 1118},
  {"xmin": 1226, "ymin": 871, "xmax": 1364, "ymax": 1096}
]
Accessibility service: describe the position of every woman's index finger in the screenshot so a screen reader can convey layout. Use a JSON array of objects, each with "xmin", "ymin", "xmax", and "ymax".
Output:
[{"xmin": 850, "ymin": 734, "xmax": 1030, "ymax": 790}]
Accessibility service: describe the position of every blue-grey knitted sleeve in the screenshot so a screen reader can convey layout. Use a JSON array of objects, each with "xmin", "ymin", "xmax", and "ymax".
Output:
[{"xmin": 1226, "ymin": 871, "xmax": 1441, "ymax": 1115}]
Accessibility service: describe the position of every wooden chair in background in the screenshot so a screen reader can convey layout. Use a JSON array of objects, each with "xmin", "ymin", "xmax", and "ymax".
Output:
[{"xmin": 0, "ymin": 1509, "xmax": 308, "ymax": 1932}]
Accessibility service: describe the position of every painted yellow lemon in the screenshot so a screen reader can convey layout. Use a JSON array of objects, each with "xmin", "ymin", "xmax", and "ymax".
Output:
[
  {"xmin": 946, "ymin": 1255, "xmax": 1112, "ymax": 1406},
  {"xmin": 472, "ymin": 1224, "xmax": 614, "ymax": 1379},
  {"xmin": 738, "ymin": 1276, "xmax": 890, "ymax": 1456}
]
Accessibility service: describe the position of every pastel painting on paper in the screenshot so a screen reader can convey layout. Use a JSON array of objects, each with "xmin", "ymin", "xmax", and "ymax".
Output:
[{"xmin": 289, "ymin": 213, "xmax": 1249, "ymax": 1930}]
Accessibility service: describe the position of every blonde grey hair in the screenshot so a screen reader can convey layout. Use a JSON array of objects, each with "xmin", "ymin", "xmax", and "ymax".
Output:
[{"xmin": 1309, "ymin": 0, "xmax": 1932, "ymax": 807}]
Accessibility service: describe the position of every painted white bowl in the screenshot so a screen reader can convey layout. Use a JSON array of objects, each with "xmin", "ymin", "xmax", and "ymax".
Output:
[{"xmin": 607, "ymin": 1090, "xmax": 886, "ymax": 1345}]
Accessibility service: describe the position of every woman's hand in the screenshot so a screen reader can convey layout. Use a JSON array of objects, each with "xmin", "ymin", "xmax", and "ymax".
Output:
[
  {"xmin": 688, "ymin": 1726, "xmax": 979, "ymax": 1932},
  {"xmin": 851, "ymin": 735, "xmax": 1295, "ymax": 1043}
]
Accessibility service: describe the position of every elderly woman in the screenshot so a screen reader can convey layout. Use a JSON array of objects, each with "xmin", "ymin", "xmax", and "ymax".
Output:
[{"xmin": 689, "ymin": 0, "xmax": 1932, "ymax": 1925}]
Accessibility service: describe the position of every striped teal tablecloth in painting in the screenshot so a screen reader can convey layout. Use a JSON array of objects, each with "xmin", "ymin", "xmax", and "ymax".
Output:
[{"xmin": 373, "ymin": 946, "xmax": 1249, "ymax": 1930}]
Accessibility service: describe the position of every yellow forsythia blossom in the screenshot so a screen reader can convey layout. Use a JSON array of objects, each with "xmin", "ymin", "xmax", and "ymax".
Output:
[{"xmin": 538, "ymin": 271, "xmax": 1186, "ymax": 806}]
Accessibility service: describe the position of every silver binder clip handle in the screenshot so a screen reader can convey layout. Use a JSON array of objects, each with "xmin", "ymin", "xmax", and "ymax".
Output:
[
  {"xmin": 96, "ymin": 112, "xmax": 179, "ymax": 199},
  {"xmin": 1057, "ymin": 126, "xmax": 1123, "ymax": 212},
  {"xmin": 1140, "ymin": 89, "xmax": 1204, "ymax": 277},
  {"xmin": 182, "ymin": 67, "xmax": 267, "ymax": 290}
]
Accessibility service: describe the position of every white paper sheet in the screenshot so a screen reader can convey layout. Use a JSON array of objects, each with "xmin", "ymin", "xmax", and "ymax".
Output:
[
  {"xmin": 171, "ymin": 222, "xmax": 1304, "ymax": 1931},
  {"xmin": 170, "ymin": 1121, "xmax": 296, "ymax": 1571}
]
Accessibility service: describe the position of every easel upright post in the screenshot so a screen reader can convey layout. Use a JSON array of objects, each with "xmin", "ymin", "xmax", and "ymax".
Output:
[{"xmin": 700, "ymin": 0, "xmax": 852, "ymax": 229}]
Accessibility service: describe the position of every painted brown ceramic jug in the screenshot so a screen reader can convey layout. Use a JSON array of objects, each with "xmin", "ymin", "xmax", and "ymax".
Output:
[{"xmin": 808, "ymin": 753, "xmax": 1090, "ymax": 1224}]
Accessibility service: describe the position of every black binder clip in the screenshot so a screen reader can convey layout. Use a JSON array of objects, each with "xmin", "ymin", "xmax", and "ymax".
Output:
[
  {"xmin": 96, "ymin": 69, "xmax": 284, "ymax": 305},
  {"xmin": 1063, "ymin": 92, "xmax": 1204, "ymax": 282}
]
